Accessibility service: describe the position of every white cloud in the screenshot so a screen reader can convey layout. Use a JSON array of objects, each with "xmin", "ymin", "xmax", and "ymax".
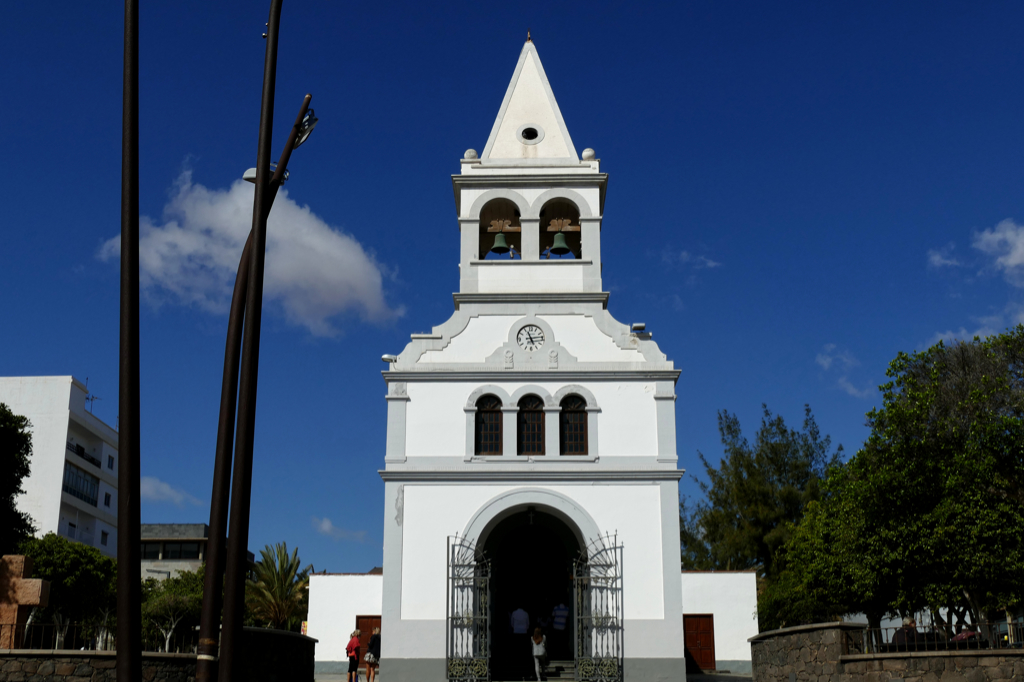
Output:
[
  {"xmin": 815, "ymin": 343, "xmax": 858, "ymax": 371},
  {"xmin": 836, "ymin": 376, "xmax": 873, "ymax": 399},
  {"xmin": 98, "ymin": 170, "xmax": 403, "ymax": 337},
  {"xmin": 927, "ymin": 244, "xmax": 961, "ymax": 268},
  {"xmin": 973, "ymin": 218, "xmax": 1024, "ymax": 286},
  {"xmin": 140, "ymin": 476, "xmax": 202, "ymax": 507},
  {"xmin": 312, "ymin": 516, "xmax": 366, "ymax": 543},
  {"xmin": 663, "ymin": 250, "xmax": 721, "ymax": 269}
]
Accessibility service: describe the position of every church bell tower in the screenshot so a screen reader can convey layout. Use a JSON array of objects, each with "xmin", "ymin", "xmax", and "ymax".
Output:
[{"xmin": 379, "ymin": 39, "xmax": 686, "ymax": 682}]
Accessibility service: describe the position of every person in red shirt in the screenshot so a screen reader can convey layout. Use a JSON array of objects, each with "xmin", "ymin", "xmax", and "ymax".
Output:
[{"xmin": 346, "ymin": 629, "xmax": 361, "ymax": 682}]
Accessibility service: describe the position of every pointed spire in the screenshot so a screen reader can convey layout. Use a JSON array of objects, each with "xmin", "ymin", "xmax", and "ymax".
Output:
[{"xmin": 480, "ymin": 41, "xmax": 579, "ymax": 163}]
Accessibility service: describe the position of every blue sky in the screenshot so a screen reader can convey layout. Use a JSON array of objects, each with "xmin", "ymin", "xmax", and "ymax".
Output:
[{"xmin": 3, "ymin": 2, "xmax": 1024, "ymax": 572}]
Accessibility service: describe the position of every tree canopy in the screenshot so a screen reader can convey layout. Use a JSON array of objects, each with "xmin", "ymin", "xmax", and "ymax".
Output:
[
  {"xmin": 142, "ymin": 566, "xmax": 205, "ymax": 652},
  {"xmin": 19, "ymin": 533, "xmax": 116, "ymax": 622},
  {"xmin": 246, "ymin": 542, "xmax": 311, "ymax": 631},
  {"xmin": 0, "ymin": 403, "xmax": 35, "ymax": 555},
  {"xmin": 680, "ymin": 404, "xmax": 842, "ymax": 581},
  {"xmin": 767, "ymin": 326, "xmax": 1024, "ymax": 630}
]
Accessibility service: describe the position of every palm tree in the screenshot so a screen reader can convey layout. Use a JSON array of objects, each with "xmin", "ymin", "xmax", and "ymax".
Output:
[{"xmin": 246, "ymin": 542, "xmax": 311, "ymax": 630}]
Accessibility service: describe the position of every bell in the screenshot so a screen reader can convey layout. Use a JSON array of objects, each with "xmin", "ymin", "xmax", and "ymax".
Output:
[
  {"xmin": 490, "ymin": 232, "xmax": 511, "ymax": 254},
  {"xmin": 550, "ymin": 232, "xmax": 571, "ymax": 256}
]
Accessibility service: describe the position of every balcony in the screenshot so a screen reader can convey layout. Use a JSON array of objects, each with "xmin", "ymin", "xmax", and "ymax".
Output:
[
  {"xmin": 62, "ymin": 464, "xmax": 99, "ymax": 507},
  {"xmin": 67, "ymin": 441, "xmax": 101, "ymax": 469}
]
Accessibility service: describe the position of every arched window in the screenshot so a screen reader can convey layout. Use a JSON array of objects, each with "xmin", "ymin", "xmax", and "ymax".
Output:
[
  {"xmin": 475, "ymin": 395, "xmax": 503, "ymax": 456},
  {"xmin": 517, "ymin": 395, "xmax": 545, "ymax": 456},
  {"xmin": 559, "ymin": 395, "xmax": 588, "ymax": 455}
]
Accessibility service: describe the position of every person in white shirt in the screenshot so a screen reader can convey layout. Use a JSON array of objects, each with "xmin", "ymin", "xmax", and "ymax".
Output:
[{"xmin": 531, "ymin": 627, "xmax": 548, "ymax": 681}]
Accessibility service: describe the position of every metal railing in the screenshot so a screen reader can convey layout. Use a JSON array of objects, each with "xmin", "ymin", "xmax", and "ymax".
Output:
[
  {"xmin": 0, "ymin": 622, "xmax": 199, "ymax": 654},
  {"xmin": 854, "ymin": 622, "xmax": 1024, "ymax": 654},
  {"xmin": 66, "ymin": 441, "xmax": 102, "ymax": 469}
]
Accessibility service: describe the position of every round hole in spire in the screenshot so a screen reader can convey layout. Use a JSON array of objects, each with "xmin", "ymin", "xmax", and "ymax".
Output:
[{"xmin": 516, "ymin": 124, "xmax": 545, "ymax": 146}]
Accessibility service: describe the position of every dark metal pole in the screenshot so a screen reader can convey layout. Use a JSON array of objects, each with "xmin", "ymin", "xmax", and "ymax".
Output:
[
  {"xmin": 196, "ymin": 93, "xmax": 309, "ymax": 682},
  {"xmin": 116, "ymin": 0, "xmax": 142, "ymax": 679},
  {"xmin": 219, "ymin": 1, "xmax": 283, "ymax": 680},
  {"xmin": 195, "ymin": 232, "xmax": 251, "ymax": 682}
]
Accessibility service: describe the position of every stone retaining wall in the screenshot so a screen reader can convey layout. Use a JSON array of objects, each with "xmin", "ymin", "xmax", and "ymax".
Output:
[
  {"xmin": 0, "ymin": 626, "xmax": 317, "ymax": 682},
  {"xmin": 0, "ymin": 651, "xmax": 194, "ymax": 681},
  {"xmin": 749, "ymin": 621, "xmax": 1024, "ymax": 682}
]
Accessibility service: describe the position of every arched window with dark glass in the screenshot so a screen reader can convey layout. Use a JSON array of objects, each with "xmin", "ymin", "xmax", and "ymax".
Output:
[
  {"xmin": 517, "ymin": 395, "xmax": 545, "ymax": 456},
  {"xmin": 559, "ymin": 395, "xmax": 588, "ymax": 455},
  {"xmin": 475, "ymin": 395, "xmax": 503, "ymax": 456}
]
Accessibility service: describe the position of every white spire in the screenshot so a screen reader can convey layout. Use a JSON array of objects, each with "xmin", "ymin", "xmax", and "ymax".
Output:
[{"xmin": 480, "ymin": 41, "xmax": 579, "ymax": 163}]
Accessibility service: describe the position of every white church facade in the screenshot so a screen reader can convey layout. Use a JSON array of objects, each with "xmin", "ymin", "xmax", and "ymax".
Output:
[{"xmin": 307, "ymin": 40, "xmax": 758, "ymax": 681}]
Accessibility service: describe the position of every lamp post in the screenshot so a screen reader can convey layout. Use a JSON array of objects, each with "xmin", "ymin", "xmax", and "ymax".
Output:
[
  {"xmin": 194, "ymin": 2, "xmax": 318, "ymax": 680},
  {"xmin": 116, "ymin": 0, "xmax": 142, "ymax": 680}
]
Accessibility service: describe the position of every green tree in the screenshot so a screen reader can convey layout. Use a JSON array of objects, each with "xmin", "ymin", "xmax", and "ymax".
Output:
[
  {"xmin": 773, "ymin": 327, "xmax": 1024, "ymax": 632},
  {"xmin": 246, "ymin": 543, "xmax": 311, "ymax": 631},
  {"xmin": 680, "ymin": 405, "xmax": 842, "ymax": 581},
  {"xmin": 141, "ymin": 567, "xmax": 204, "ymax": 652},
  {"xmin": 19, "ymin": 533, "xmax": 116, "ymax": 622},
  {"xmin": 0, "ymin": 403, "xmax": 35, "ymax": 554}
]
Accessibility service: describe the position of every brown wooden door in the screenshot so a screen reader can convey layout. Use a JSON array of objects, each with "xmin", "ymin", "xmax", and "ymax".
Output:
[
  {"xmin": 683, "ymin": 614, "xmax": 716, "ymax": 672},
  {"xmin": 355, "ymin": 615, "xmax": 381, "ymax": 660}
]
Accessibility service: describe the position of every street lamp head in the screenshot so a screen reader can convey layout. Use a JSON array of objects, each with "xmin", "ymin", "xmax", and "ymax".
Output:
[
  {"xmin": 242, "ymin": 163, "xmax": 289, "ymax": 184},
  {"xmin": 294, "ymin": 108, "xmax": 318, "ymax": 149}
]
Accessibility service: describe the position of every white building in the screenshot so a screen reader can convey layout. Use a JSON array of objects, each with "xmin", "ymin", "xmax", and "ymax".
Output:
[
  {"xmin": 0, "ymin": 376, "xmax": 118, "ymax": 558},
  {"xmin": 311, "ymin": 39, "xmax": 690, "ymax": 682},
  {"xmin": 309, "ymin": 570, "xmax": 758, "ymax": 676}
]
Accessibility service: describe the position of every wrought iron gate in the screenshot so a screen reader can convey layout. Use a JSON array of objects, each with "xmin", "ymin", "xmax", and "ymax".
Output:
[
  {"xmin": 573, "ymin": 533, "xmax": 624, "ymax": 682},
  {"xmin": 446, "ymin": 536, "xmax": 491, "ymax": 682}
]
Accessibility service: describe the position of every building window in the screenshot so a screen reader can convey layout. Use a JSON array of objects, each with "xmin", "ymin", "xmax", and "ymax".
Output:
[
  {"xmin": 141, "ymin": 542, "xmax": 161, "ymax": 560},
  {"xmin": 163, "ymin": 542, "xmax": 201, "ymax": 560},
  {"xmin": 107, "ymin": 455, "xmax": 114, "ymax": 470},
  {"xmin": 67, "ymin": 522, "xmax": 77, "ymax": 539},
  {"xmin": 63, "ymin": 463, "xmax": 100, "ymax": 506},
  {"xmin": 517, "ymin": 395, "xmax": 545, "ymax": 456},
  {"xmin": 474, "ymin": 395, "xmax": 503, "ymax": 456},
  {"xmin": 104, "ymin": 492, "xmax": 111, "ymax": 507},
  {"xmin": 559, "ymin": 395, "xmax": 588, "ymax": 455},
  {"xmin": 101, "ymin": 531, "xmax": 109, "ymax": 546}
]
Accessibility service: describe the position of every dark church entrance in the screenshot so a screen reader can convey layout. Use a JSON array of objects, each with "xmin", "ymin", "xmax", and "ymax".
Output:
[{"xmin": 483, "ymin": 507, "xmax": 580, "ymax": 681}]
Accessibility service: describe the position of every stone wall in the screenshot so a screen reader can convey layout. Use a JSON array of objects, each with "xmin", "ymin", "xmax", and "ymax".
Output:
[
  {"xmin": 0, "ymin": 651, "xmax": 194, "ymax": 681},
  {"xmin": 749, "ymin": 621, "xmax": 1024, "ymax": 682},
  {"xmin": 0, "ymin": 627, "xmax": 317, "ymax": 682}
]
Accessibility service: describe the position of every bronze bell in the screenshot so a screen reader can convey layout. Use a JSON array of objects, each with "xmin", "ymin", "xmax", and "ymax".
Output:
[
  {"xmin": 491, "ymin": 232, "xmax": 511, "ymax": 254},
  {"xmin": 550, "ymin": 231, "xmax": 571, "ymax": 256}
]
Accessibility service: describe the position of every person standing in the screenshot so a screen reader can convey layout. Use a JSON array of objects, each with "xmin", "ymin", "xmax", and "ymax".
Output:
[
  {"xmin": 365, "ymin": 627, "xmax": 381, "ymax": 682},
  {"xmin": 531, "ymin": 627, "xmax": 548, "ymax": 681},
  {"xmin": 346, "ymin": 629, "xmax": 361, "ymax": 682}
]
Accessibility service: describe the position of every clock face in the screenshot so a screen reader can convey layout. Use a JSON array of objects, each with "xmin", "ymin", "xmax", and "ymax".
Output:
[{"xmin": 516, "ymin": 325, "xmax": 545, "ymax": 351}]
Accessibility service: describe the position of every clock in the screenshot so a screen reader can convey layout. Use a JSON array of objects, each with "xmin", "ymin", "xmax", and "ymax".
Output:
[{"xmin": 516, "ymin": 324, "xmax": 545, "ymax": 351}]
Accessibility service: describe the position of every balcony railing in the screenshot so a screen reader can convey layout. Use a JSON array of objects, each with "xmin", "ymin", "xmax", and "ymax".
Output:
[
  {"xmin": 67, "ymin": 441, "xmax": 101, "ymax": 468},
  {"xmin": 63, "ymin": 464, "xmax": 99, "ymax": 507}
]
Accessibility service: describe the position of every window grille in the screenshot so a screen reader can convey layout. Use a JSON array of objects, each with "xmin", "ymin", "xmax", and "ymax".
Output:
[
  {"xmin": 517, "ymin": 395, "xmax": 545, "ymax": 455},
  {"xmin": 560, "ymin": 395, "xmax": 588, "ymax": 455},
  {"xmin": 475, "ymin": 395, "xmax": 503, "ymax": 455}
]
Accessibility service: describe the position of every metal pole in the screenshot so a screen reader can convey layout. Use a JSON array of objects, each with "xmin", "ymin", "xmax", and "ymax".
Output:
[
  {"xmin": 195, "ymin": 232, "xmax": 251, "ymax": 682},
  {"xmin": 116, "ymin": 0, "xmax": 142, "ymax": 679},
  {"xmin": 196, "ymin": 92, "xmax": 309, "ymax": 682},
  {"xmin": 219, "ymin": 1, "xmax": 282, "ymax": 679}
]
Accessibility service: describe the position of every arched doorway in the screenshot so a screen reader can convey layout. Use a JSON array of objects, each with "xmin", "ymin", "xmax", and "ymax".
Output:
[{"xmin": 482, "ymin": 507, "xmax": 579, "ymax": 680}]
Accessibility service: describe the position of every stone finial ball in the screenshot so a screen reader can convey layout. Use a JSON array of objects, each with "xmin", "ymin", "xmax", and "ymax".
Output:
[
  {"xmin": 581, "ymin": 148, "xmax": 595, "ymax": 160},
  {"xmin": 464, "ymin": 149, "xmax": 479, "ymax": 159}
]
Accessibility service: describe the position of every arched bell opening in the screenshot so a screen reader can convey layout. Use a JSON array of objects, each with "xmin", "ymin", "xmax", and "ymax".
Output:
[
  {"xmin": 479, "ymin": 198, "xmax": 522, "ymax": 260},
  {"xmin": 539, "ymin": 198, "xmax": 582, "ymax": 259},
  {"xmin": 481, "ymin": 507, "xmax": 581, "ymax": 679}
]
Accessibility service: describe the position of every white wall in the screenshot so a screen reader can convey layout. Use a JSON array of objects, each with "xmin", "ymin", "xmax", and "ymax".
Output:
[
  {"xmin": 308, "ymin": 574, "xmax": 384, "ymax": 663},
  {"xmin": 404, "ymin": 380, "xmax": 659, "ymax": 457},
  {"xmin": 681, "ymin": 571, "xmax": 758, "ymax": 662},
  {"xmin": 0, "ymin": 376, "xmax": 75, "ymax": 535}
]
